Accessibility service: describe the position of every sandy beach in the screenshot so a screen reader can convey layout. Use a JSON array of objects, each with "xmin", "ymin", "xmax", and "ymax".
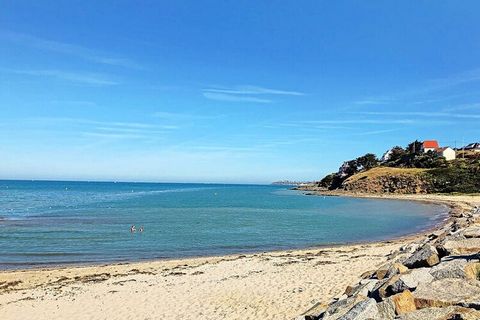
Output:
[{"xmin": 1, "ymin": 194, "xmax": 479, "ymax": 320}]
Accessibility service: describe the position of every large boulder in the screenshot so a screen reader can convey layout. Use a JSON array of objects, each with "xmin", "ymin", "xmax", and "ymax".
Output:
[
  {"xmin": 462, "ymin": 226, "xmax": 480, "ymax": 238},
  {"xmin": 369, "ymin": 275, "xmax": 400, "ymax": 301},
  {"xmin": 322, "ymin": 295, "xmax": 366, "ymax": 319},
  {"xmin": 337, "ymin": 298, "xmax": 379, "ymax": 320},
  {"xmin": 403, "ymin": 244, "xmax": 440, "ymax": 268},
  {"xmin": 390, "ymin": 290, "xmax": 416, "ymax": 315},
  {"xmin": 430, "ymin": 258, "xmax": 480, "ymax": 280},
  {"xmin": 442, "ymin": 238, "xmax": 480, "ymax": 255},
  {"xmin": 370, "ymin": 268, "xmax": 434, "ymax": 299},
  {"xmin": 296, "ymin": 302, "xmax": 328, "ymax": 320},
  {"xmin": 397, "ymin": 306, "xmax": 480, "ymax": 320},
  {"xmin": 398, "ymin": 268, "xmax": 434, "ymax": 289},
  {"xmin": 376, "ymin": 299, "xmax": 395, "ymax": 320},
  {"xmin": 375, "ymin": 262, "xmax": 408, "ymax": 280},
  {"xmin": 413, "ymin": 278, "xmax": 480, "ymax": 309},
  {"xmin": 344, "ymin": 279, "xmax": 378, "ymax": 297}
]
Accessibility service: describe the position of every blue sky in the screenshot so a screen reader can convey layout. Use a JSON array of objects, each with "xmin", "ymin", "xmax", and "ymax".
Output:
[{"xmin": 1, "ymin": 1, "xmax": 480, "ymax": 183}]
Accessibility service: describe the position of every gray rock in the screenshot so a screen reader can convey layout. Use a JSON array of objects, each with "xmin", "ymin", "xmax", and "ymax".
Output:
[
  {"xmin": 368, "ymin": 277, "xmax": 392, "ymax": 301},
  {"xmin": 402, "ymin": 244, "xmax": 440, "ymax": 268},
  {"xmin": 297, "ymin": 301, "xmax": 328, "ymax": 320},
  {"xmin": 443, "ymin": 238, "xmax": 480, "ymax": 255},
  {"xmin": 322, "ymin": 296, "xmax": 366, "ymax": 319},
  {"xmin": 388, "ymin": 278, "xmax": 408, "ymax": 295},
  {"xmin": 398, "ymin": 268, "xmax": 434, "ymax": 289},
  {"xmin": 387, "ymin": 269, "xmax": 432, "ymax": 295},
  {"xmin": 383, "ymin": 263, "xmax": 408, "ymax": 280},
  {"xmin": 397, "ymin": 306, "xmax": 480, "ymax": 320},
  {"xmin": 462, "ymin": 226, "xmax": 480, "ymax": 238},
  {"xmin": 345, "ymin": 279, "xmax": 378, "ymax": 297},
  {"xmin": 396, "ymin": 306, "xmax": 458, "ymax": 320},
  {"xmin": 413, "ymin": 278, "xmax": 480, "ymax": 309},
  {"xmin": 376, "ymin": 298, "xmax": 395, "ymax": 320},
  {"xmin": 430, "ymin": 258, "xmax": 480, "ymax": 280},
  {"xmin": 337, "ymin": 298, "xmax": 379, "ymax": 320}
]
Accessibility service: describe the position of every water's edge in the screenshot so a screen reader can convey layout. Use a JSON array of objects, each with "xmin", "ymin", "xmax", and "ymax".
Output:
[{"xmin": 0, "ymin": 194, "xmax": 451, "ymax": 272}]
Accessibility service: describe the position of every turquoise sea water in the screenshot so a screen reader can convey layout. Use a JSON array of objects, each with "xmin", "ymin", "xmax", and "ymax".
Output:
[{"xmin": 0, "ymin": 180, "xmax": 447, "ymax": 269}]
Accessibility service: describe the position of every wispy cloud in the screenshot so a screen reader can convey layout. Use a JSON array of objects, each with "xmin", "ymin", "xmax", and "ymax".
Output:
[
  {"xmin": 352, "ymin": 67, "xmax": 480, "ymax": 107},
  {"xmin": 1, "ymin": 31, "xmax": 140, "ymax": 69},
  {"xmin": 9, "ymin": 69, "xmax": 119, "ymax": 86},
  {"xmin": 50, "ymin": 100, "xmax": 97, "ymax": 107},
  {"xmin": 81, "ymin": 132, "xmax": 146, "ymax": 140},
  {"xmin": 351, "ymin": 111, "xmax": 480, "ymax": 120},
  {"xmin": 428, "ymin": 68, "xmax": 480, "ymax": 89},
  {"xmin": 300, "ymin": 119, "xmax": 419, "ymax": 125},
  {"xmin": 152, "ymin": 111, "xmax": 222, "ymax": 120},
  {"xmin": 201, "ymin": 85, "xmax": 304, "ymax": 103},
  {"xmin": 203, "ymin": 85, "xmax": 304, "ymax": 96},
  {"xmin": 202, "ymin": 92, "xmax": 272, "ymax": 103},
  {"xmin": 263, "ymin": 123, "xmax": 351, "ymax": 130},
  {"xmin": 19, "ymin": 117, "xmax": 179, "ymax": 141},
  {"xmin": 354, "ymin": 128, "xmax": 400, "ymax": 136},
  {"xmin": 441, "ymin": 103, "xmax": 480, "ymax": 112},
  {"xmin": 353, "ymin": 98, "xmax": 393, "ymax": 105}
]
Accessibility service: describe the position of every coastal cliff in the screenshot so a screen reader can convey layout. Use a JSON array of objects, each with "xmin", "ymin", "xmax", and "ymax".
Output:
[{"xmin": 341, "ymin": 167, "xmax": 430, "ymax": 194}]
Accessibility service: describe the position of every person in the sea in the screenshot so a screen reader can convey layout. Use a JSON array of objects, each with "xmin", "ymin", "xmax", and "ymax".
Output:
[
  {"xmin": 130, "ymin": 225, "xmax": 136, "ymax": 233},
  {"xmin": 139, "ymin": 226, "xmax": 144, "ymax": 233}
]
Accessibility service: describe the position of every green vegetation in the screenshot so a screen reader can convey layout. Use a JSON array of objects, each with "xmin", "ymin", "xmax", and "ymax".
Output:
[
  {"xmin": 318, "ymin": 140, "xmax": 480, "ymax": 193},
  {"xmin": 427, "ymin": 159, "xmax": 480, "ymax": 193}
]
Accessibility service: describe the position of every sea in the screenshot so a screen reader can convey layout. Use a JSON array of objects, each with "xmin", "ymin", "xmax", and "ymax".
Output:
[{"xmin": 0, "ymin": 180, "xmax": 448, "ymax": 269}]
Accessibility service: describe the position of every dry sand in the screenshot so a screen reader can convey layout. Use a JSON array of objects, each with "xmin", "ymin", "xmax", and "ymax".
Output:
[{"xmin": 1, "ymin": 194, "xmax": 478, "ymax": 320}]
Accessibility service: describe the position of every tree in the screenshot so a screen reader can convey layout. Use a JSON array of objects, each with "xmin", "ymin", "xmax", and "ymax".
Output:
[
  {"xmin": 407, "ymin": 140, "xmax": 423, "ymax": 155},
  {"xmin": 339, "ymin": 159, "xmax": 359, "ymax": 177},
  {"xmin": 318, "ymin": 173, "xmax": 335, "ymax": 188},
  {"xmin": 383, "ymin": 146, "xmax": 406, "ymax": 166},
  {"xmin": 356, "ymin": 153, "xmax": 379, "ymax": 170},
  {"xmin": 413, "ymin": 151, "xmax": 448, "ymax": 168}
]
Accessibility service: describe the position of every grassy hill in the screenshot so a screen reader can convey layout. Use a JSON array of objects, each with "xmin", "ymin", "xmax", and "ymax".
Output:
[{"xmin": 316, "ymin": 141, "xmax": 480, "ymax": 194}]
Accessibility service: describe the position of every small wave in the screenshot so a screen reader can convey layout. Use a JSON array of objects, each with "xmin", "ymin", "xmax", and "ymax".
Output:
[{"xmin": 117, "ymin": 186, "xmax": 218, "ymax": 197}]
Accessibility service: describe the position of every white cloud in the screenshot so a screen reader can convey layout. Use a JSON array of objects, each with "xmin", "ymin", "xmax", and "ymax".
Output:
[
  {"xmin": 10, "ymin": 69, "xmax": 119, "ymax": 86},
  {"xmin": 1, "ymin": 31, "xmax": 140, "ymax": 68},
  {"xmin": 351, "ymin": 111, "xmax": 480, "ymax": 119},
  {"xmin": 152, "ymin": 111, "xmax": 222, "ymax": 120},
  {"xmin": 441, "ymin": 103, "xmax": 480, "ymax": 112},
  {"xmin": 354, "ymin": 129, "xmax": 400, "ymax": 136},
  {"xmin": 202, "ymin": 92, "xmax": 272, "ymax": 103},
  {"xmin": 351, "ymin": 67, "xmax": 480, "ymax": 107},
  {"xmin": 201, "ymin": 85, "xmax": 304, "ymax": 103},
  {"xmin": 203, "ymin": 85, "xmax": 304, "ymax": 96}
]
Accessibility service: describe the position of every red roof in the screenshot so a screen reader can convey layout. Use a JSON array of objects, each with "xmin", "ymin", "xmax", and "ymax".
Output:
[{"xmin": 423, "ymin": 140, "xmax": 439, "ymax": 149}]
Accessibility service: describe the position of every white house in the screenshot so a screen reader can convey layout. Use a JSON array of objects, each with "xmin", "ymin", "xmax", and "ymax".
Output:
[
  {"xmin": 421, "ymin": 140, "xmax": 456, "ymax": 161},
  {"xmin": 436, "ymin": 147, "xmax": 456, "ymax": 161},
  {"xmin": 464, "ymin": 142, "xmax": 480, "ymax": 152},
  {"xmin": 422, "ymin": 140, "xmax": 440, "ymax": 152}
]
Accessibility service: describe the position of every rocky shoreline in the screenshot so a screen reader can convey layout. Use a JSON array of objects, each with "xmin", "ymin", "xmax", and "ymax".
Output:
[{"xmin": 295, "ymin": 190, "xmax": 480, "ymax": 320}]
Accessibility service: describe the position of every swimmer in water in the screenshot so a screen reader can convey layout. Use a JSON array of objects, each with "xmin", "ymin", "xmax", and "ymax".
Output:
[
  {"xmin": 139, "ymin": 226, "xmax": 144, "ymax": 233},
  {"xmin": 130, "ymin": 225, "xmax": 136, "ymax": 233}
]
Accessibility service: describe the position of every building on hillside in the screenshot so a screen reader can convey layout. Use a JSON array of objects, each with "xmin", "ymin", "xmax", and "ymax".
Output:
[
  {"xmin": 464, "ymin": 142, "xmax": 480, "ymax": 152},
  {"xmin": 436, "ymin": 147, "xmax": 456, "ymax": 161},
  {"xmin": 422, "ymin": 140, "xmax": 439, "ymax": 152},
  {"xmin": 422, "ymin": 140, "xmax": 456, "ymax": 161}
]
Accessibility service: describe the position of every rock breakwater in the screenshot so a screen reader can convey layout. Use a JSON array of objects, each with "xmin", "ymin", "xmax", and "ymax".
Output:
[{"xmin": 297, "ymin": 200, "xmax": 480, "ymax": 320}]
